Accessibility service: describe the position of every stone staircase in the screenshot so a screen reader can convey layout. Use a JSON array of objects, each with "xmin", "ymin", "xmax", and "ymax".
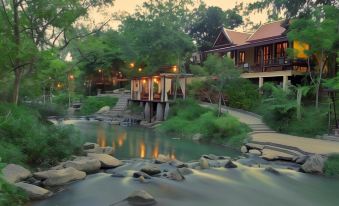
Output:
[
  {"xmin": 248, "ymin": 123, "xmax": 275, "ymax": 133},
  {"xmin": 100, "ymin": 93, "xmax": 130, "ymax": 118}
]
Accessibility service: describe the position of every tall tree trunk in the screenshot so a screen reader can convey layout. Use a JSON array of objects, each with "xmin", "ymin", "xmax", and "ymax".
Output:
[
  {"xmin": 12, "ymin": 0, "xmax": 21, "ymax": 104},
  {"xmin": 13, "ymin": 69, "xmax": 22, "ymax": 104}
]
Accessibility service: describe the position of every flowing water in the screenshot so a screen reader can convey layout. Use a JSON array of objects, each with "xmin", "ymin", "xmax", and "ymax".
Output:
[{"xmin": 33, "ymin": 120, "xmax": 339, "ymax": 206}]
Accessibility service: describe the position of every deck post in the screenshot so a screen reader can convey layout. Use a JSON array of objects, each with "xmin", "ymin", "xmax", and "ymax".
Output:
[
  {"xmin": 259, "ymin": 77, "xmax": 264, "ymax": 88},
  {"xmin": 156, "ymin": 103, "xmax": 164, "ymax": 121},
  {"xmin": 164, "ymin": 103, "xmax": 170, "ymax": 120},
  {"xmin": 283, "ymin": 76, "xmax": 288, "ymax": 91},
  {"xmin": 144, "ymin": 102, "xmax": 151, "ymax": 123}
]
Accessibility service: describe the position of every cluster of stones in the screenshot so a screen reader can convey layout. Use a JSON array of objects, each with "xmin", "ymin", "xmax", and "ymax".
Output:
[
  {"xmin": 241, "ymin": 142, "xmax": 328, "ymax": 174},
  {"xmin": 1, "ymin": 142, "xmax": 123, "ymax": 200}
]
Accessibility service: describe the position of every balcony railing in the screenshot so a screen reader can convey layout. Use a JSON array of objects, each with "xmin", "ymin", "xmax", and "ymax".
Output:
[{"xmin": 239, "ymin": 56, "xmax": 309, "ymax": 73}]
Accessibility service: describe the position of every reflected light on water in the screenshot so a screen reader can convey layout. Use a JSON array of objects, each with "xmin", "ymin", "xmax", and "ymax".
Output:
[
  {"xmin": 117, "ymin": 132, "xmax": 127, "ymax": 147},
  {"xmin": 140, "ymin": 140, "xmax": 146, "ymax": 158},
  {"xmin": 152, "ymin": 144, "xmax": 159, "ymax": 158},
  {"xmin": 97, "ymin": 126, "xmax": 107, "ymax": 147}
]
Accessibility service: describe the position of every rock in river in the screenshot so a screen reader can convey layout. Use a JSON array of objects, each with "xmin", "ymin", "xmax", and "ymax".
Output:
[
  {"xmin": 2, "ymin": 164, "xmax": 32, "ymax": 183},
  {"xmin": 168, "ymin": 169, "xmax": 185, "ymax": 181},
  {"xmin": 63, "ymin": 156, "xmax": 101, "ymax": 173},
  {"xmin": 140, "ymin": 164, "xmax": 161, "ymax": 176},
  {"xmin": 15, "ymin": 182, "xmax": 53, "ymax": 200},
  {"xmin": 199, "ymin": 157, "xmax": 209, "ymax": 169},
  {"xmin": 224, "ymin": 160, "xmax": 238, "ymax": 169},
  {"xmin": 126, "ymin": 190, "xmax": 156, "ymax": 206},
  {"xmin": 301, "ymin": 154, "xmax": 326, "ymax": 174},
  {"xmin": 34, "ymin": 167, "xmax": 86, "ymax": 186},
  {"xmin": 83, "ymin": 142, "xmax": 99, "ymax": 150},
  {"xmin": 87, "ymin": 153, "xmax": 123, "ymax": 169},
  {"xmin": 264, "ymin": 167, "xmax": 280, "ymax": 175},
  {"xmin": 155, "ymin": 154, "xmax": 171, "ymax": 164}
]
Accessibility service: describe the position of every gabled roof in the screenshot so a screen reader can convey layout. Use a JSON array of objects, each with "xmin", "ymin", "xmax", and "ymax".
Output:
[
  {"xmin": 247, "ymin": 20, "xmax": 286, "ymax": 42},
  {"xmin": 213, "ymin": 29, "xmax": 252, "ymax": 48}
]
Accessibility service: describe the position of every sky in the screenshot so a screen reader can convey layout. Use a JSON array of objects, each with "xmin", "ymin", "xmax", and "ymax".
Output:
[{"xmin": 87, "ymin": 0, "xmax": 268, "ymax": 31}]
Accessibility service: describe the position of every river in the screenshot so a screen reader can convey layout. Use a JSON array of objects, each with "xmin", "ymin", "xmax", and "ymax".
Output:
[{"xmin": 33, "ymin": 120, "xmax": 339, "ymax": 206}]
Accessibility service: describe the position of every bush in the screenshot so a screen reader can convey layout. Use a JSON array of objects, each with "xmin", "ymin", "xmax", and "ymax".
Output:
[
  {"xmin": 0, "ymin": 104, "xmax": 82, "ymax": 167},
  {"xmin": 24, "ymin": 103, "xmax": 66, "ymax": 118},
  {"xmin": 157, "ymin": 99, "xmax": 250, "ymax": 148},
  {"xmin": 256, "ymin": 83, "xmax": 327, "ymax": 137},
  {"xmin": 324, "ymin": 154, "xmax": 339, "ymax": 177},
  {"xmin": 225, "ymin": 79, "xmax": 260, "ymax": 111},
  {"xmin": 79, "ymin": 96, "xmax": 118, "ymax": 115}
]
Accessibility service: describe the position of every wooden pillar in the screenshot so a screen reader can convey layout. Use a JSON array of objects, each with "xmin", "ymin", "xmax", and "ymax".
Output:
[
  {"xmin": 131, "ymin": 80, "xmax": 133, "ymax": 99},
  {"xmin": 162, "ymin": 76, "xmax": 166, "ymax": 102},
  {"xmin": 283, "ymin": 76, "xmax": 288, "ymax": 91},
  {"xmin": 148, "ymin": 78, "xmax": 152, "ymax": 101},
  {"xmin": 260, "ymin": 47, "xmax": 264, "ymax": 72},
  {"xmin": 138, "ymin": 79, "xmax": 142, "ymax": 100},
  {"xmin": 259, "ymin": 77, "xmax": 264, "ymax": 88},
  {"xmin": 164, "ymin": 103, "xmax": 170, "ymax": 120},
  {"xmin": 156, "ymin": 103, "xmax": 164, "ymax": 121},
  {"xmin": 145, "ymin": 102, "xmax": 151, "ymax": 123}
]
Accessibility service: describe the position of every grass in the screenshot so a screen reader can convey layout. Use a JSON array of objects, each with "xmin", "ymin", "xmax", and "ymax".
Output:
[
  {"xmin": 156, "ymin": 99, "xmax": 250, "ymax": 148},
  {"xmin": 324, "ymin": 154, "xmax": 339, "ymax": 177},
  {"xmin": 79, "ymin": 96, "xmax": 118, "ymax": 115},
  {"xmin": 0, "ymin": 103, "xmax": 83, "ymax": 168}
]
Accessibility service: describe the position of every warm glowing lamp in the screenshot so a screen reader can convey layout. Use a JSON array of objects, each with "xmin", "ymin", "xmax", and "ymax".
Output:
[
  {"xmin": 173, "ymin": 65, "xmax": 177, "ymax": 72},
  {"xmin": 138, "ymin": 68, "xmax": 142, "ymax": 72}
]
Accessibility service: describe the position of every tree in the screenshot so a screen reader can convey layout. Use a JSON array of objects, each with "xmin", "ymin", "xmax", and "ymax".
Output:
[
  {"xmin": 247, "ymin": 0, "xmax": 338, "ymax": 18},
  {"xmin": 118, "ymin": 0, "xmax": 195, "ymax": 75},
  {"xmin": 0, "ymin": 0, "xmax": 114, "ymax": 104},
  {"xmin": 287, "ymin": 6, "xmax": 339, "ymax": 109},
  {"xmin": 203, "ymin": 55, "xmax": 241, "ymax": 116},
  {"xmin": 189, "ymin": 4, "xmax": 243, "ymax": 51}
]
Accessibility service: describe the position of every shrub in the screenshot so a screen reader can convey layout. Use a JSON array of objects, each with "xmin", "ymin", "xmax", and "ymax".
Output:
[
  {"xmin": 79, "ymin": 96, "xmax": 118, "ymax": 115},
  {"xmin": 225, "ymin": 79, "xmax": 260, "ymax": 111},
  {"xmin": 157, "ymin": 99, "xmax": 250, "ymax": 148},
  {"xmin": 324, "ymin": 154, "xmax": 339, "ymax": 177},
  {"xmin": 24, "ymin": 102, "xmax": 66, "ymax": 118},
  {"xmin": 0, "ymin": 104, "xmax": 82, "ymax": 167}
]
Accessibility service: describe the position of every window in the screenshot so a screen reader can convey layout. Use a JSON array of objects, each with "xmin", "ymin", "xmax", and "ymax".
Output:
[
  {"xmin": 263, "ymin": 45, "xmax": 273, "ymax": 64},
  {"xmin": 254, "ymin": 47, "xmax": 261, "ymax": 64},
  {"xmin": 239, "ymin": 51, "xmax": 245, "ymax": 64},
  {"xmin": 276, "ymin": 42, "xmax": 288, "ymax": 58}
]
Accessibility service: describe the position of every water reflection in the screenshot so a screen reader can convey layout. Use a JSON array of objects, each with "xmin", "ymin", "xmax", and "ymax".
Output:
[{"xmin": 75, "ymin": 121, "xmax": 239, "ymax": 161}]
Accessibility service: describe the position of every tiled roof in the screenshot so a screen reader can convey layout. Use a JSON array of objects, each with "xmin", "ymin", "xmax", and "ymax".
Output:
[
  {"xmin": 247, "ymin": 20, "xmax": 286, "ymax": 42},
  {"xmin": 224, "ymin": 29, "xmax": 252, "ymax": 46}
]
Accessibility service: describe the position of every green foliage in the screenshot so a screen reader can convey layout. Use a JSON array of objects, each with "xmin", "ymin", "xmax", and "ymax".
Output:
[
  {"xmin": 225, "ymin": 79, "xmax": 260, "ymax": 110},
  {"xmin": 324, "ymin": 154, "xmax": 339, "ymax": 177},
  {"xmin": 257, "ymin": 83, "xmax": 328, "ymax": 137},
  {"xmin": 0, "ymin": 177, "xmax": 28, "ymax": 206},
  {"xmin": 119, "ymin": 0, "xmax": 195, "ymax": 74},
  {"xmin": 24, "ymin": 103, "xmax": 66, "ymax": 118},
  {"xmin": 0, "ymin": 104, "xmax": 82, "ymax": 167},
  {"xmin": 79, "ymin": 96, "xmax": 118, "ymax": 115},
  {"xmin": 190, "ymin": 65, "xmax": 208, "ymax": 76},
  {"xmin": 324, "ymin": 73, "xmax": 339, "ymax": 90},
  {"xmin": 157, "ymin": 99, "xmax": 250, "ymax": 147},
  {"xmin": 189, "ymin": 4, "xmax": 243, "ymax": 50}
]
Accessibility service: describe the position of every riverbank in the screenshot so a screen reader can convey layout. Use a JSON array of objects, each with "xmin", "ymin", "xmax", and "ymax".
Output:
[{"xmin": 2, "ymin": 139, "xmax": 339, "ymax": 205}]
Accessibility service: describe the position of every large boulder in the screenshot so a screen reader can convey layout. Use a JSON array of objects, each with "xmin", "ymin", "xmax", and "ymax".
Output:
[
  {"xmin": 126, "ymin": 190, "xmax": 156, "ymax": 206},
  {"xmin": 63, "ymin": 156, "xmax": 101, "ymax": 173},
  {"xmin": 84, "ymin": 146, "xmax": 114, "ymax": 155},
  {"xmin": 2, "ymin": 164, "xmax": 32, "ymax": 183},
  {"xmin": 155, "ymin": 154, "xmax": 171, "ymax": 164},
  {"xmin": 34, "ymin": 167, "xmax": 86, "ymax": 186},
  {"xmin": 140, "ymin": 164, "xmax": 161, "ymax": 176},
  {"xmin": 15, "ymin": 182, "xmax": 52, "ymax": 200},
  {"xmin": 241, "ymin": 146, "xmax": 248, "ymax": 153},
  {"xmin": 167, "ymin": 169, "xmax": 185, "ymax": 181},
  {"xmin": 96, "ymin": 106, "xmax": 110, "ymax": 114},
  {"xmin": 301, "ymin": 154, "xmax": 326, "ymax": 174},
  {"xmin": 249, "ymin": 149, "xmax": 262, "ymax": 156},
  {"xmin": 169, "ymin": 159, "xmax": 187, "ymax": 168},
  {"xmin": 87, "ymin": 153, "xmax": 123, "ymax": 169},
  {"xmin": 224, "ymin": 160, "xmax": 238, "ymax": 169},
  {"xmin": 83, "ymin": 142, "xmax": 99, "ymax": 150},
  {"xmin": 199, "ymin": 157, "xmax": 209, "ymax": 169}
]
